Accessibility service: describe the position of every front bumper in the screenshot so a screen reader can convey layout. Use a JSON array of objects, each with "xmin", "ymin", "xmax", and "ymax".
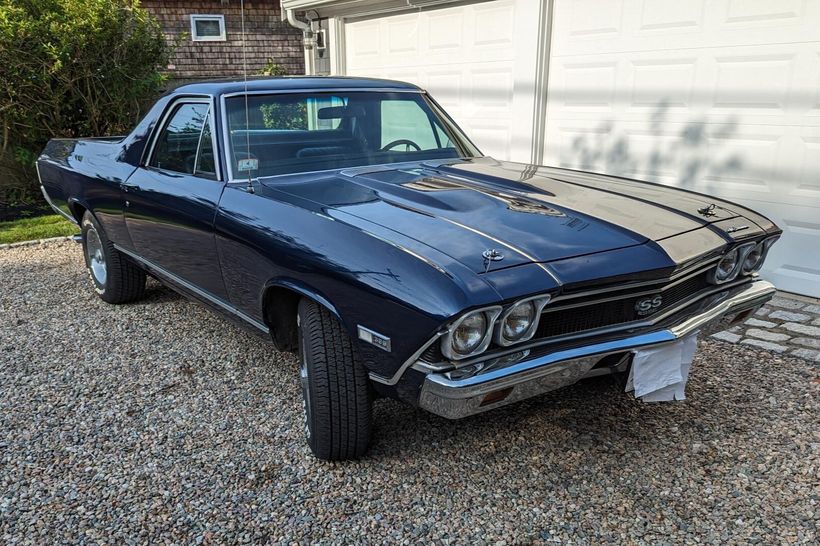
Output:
[{"xmin": 418, "ymin": 279, "xmax": 775, "ymax": 419}]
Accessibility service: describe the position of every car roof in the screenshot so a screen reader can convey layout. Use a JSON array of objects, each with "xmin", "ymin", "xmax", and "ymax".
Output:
[{"xmin": 171, "ymin": 76, "xmax": 422, "ymax": 96}]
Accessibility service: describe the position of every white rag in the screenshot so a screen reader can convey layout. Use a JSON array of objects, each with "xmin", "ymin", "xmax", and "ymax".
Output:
[{"xmin": 626, "ymin": 334, "xmax": 699, "ymax": 402}]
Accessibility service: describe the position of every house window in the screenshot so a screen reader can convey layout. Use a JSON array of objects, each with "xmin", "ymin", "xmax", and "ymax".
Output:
[{"xmin": 190, "ymin": 14, "xmax": 225, "ymax": 42}]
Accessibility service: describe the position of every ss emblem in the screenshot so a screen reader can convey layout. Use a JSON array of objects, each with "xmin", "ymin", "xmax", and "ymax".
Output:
[{"xmin": 635, "ymin": 295, "xmax": 663, "ymax": 316}]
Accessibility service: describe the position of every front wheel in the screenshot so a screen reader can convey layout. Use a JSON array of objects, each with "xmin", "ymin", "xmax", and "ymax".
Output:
[
  {"xmin": 298, "ymin": 299, "xmax": 373, "ymax": 460},
  {"xmin": 81, "ymin": 211, "xmax": 146, "ymax": 304}
]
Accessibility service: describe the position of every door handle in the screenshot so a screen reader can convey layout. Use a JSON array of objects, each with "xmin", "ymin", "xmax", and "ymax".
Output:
[{"xmin": 120, "ymin": 182, "xmax": 139, "ymax": 193}]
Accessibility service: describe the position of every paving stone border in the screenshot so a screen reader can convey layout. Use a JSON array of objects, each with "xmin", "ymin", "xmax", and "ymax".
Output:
[{"xmin": 712, "ymin": 292, "xmax": 820, "ymax": 362}]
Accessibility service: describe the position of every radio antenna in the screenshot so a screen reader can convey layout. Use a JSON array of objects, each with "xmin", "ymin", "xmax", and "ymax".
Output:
[{"xmin": 240, "ymin": 0, "xmax": 254, "ymax": 193}]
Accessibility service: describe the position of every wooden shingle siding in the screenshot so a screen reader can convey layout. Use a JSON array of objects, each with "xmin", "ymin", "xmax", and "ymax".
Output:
[{"xmin": 142, "ymin": 0, "xmax": 304, "ymax": 80}]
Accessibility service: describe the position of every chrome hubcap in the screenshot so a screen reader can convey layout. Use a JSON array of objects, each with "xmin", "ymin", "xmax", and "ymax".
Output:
[{"xmin": 85, "ymin": 228, "xmax": 107, "ymax": 286}]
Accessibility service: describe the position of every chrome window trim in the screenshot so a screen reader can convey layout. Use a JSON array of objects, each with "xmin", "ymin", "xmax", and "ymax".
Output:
[
  {"xmin": 142, "ymin": 95, "xmax": 222, "ymax": 181},
  {"xmin": 113, "ymin": 244, "xmax": 268, "ymax": 333},
  {"xmin": 220, "ymin": 88, "xmax": 424, "ymax": 100}
]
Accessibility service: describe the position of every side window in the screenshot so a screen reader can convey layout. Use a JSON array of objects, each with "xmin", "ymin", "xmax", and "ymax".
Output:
[
  {"xmin": 150, "ymin": 103, "xmax": 210, "ymax": 175},
  {"xmin": 380, "ymin": 99, "xmax": 439, "ymax": 150},
  {"xmin": 195, "ymin": 116, "xmax": 215, "ymax": 176}
]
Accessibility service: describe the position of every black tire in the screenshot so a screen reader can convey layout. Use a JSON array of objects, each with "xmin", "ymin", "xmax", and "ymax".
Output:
[
  {"xmin": 298, "ymin": 298, "xmax": 373, "ymax": 460},
  {"xmin": 81, "ymin": 211, "xmax": 146, "ymax": 304}
]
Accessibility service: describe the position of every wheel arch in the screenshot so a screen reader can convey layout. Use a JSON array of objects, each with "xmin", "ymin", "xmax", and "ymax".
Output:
[
  {"xmin": 261, "ymin": 278, "xmax": 342, "ymax": 352},
  {"xmin": 68, "ymin": 199, "xmax": 89, "ymax": 225}
]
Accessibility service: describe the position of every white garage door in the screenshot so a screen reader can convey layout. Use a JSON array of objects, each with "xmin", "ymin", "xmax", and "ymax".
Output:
[
  {"xmin": 544, "ymin": 0, "xmax": 820, "ymax": 297},
  {"xmin": 343, "ymin": 0, "xmax": 541, "ymax": 162}
]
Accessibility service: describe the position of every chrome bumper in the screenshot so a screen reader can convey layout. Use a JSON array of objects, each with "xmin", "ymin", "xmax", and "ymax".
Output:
[{"xmin": 418, "ymin": 279, "xmax": 775, "ymax": 419}]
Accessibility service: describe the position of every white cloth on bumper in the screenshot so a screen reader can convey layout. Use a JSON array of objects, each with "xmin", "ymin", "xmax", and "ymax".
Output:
[{"xmin": 626, "ymin": 334, "xmax": 699, "ymax": 402}]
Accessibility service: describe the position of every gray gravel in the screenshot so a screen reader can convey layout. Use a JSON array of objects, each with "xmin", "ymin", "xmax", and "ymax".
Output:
[{"xmin": 1, "ymin": 240, "xmax": 818, "ymax": 545}]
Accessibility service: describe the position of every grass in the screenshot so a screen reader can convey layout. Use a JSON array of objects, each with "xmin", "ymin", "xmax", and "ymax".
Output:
[{"xmin": 0, "ymin": 214, "xmax": 79, "ymax": 244}]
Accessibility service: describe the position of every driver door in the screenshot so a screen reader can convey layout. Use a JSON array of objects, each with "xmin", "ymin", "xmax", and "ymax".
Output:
[{"xmin": 123, "ymin": 98, "xmax": 228, "ymax": 299}]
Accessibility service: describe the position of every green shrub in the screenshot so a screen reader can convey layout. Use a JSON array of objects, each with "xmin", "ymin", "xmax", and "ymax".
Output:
[{"xmin": 0, "ymin": 0, "xmax": 171, "ymax": 204}]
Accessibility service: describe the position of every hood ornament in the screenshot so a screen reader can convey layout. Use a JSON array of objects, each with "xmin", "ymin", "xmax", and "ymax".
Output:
[
  {"xmin": 482, "ymin": 249, "xmax": 504, "ymax": 273},
  {"xmin": 697, "ymin": 203, "xmax": 718, "ymax": 217}
]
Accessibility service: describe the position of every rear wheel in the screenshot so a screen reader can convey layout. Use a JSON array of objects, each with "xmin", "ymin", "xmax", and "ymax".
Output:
[
  {"xmin": 298, "ymin": 298, "xmax": 373, "ymax": 460},
  {"xmin": 81, "ymin": 211, "xmax": 146, "ymax": 304}
]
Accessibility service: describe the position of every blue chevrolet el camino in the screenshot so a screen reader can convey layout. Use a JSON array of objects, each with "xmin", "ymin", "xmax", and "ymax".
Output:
[{"xmin": 38, "ymin": 77, "xmax": 780, "ymax": 460}]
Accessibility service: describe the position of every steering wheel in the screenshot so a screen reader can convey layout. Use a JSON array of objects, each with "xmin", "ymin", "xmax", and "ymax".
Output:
[{"xmin": 381, "ymin": 139, "xmax": 422, "ymax": 152}]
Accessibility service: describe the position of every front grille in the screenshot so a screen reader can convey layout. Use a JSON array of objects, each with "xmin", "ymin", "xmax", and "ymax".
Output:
[
  {"xmin": 535, "ymin": 271, "xmax": 711, "ymax": 339},
  {"xmin": 418, "ymin": 269, "xmax": 715, "ymax": 364}
]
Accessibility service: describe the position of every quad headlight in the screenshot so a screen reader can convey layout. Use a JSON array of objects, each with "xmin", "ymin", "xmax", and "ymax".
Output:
[
  {"xmin": 711, "ymin": 236, "xmax": 779, "ymax": 284},
  {"xmin": 494, "ymin": 295, "xmax": 551, "ymax": 346},
  {"xmin": 712, "ymin": 247, "xmax": 742, "ymax": 283},
  {"xmin": 441, "ymin": 294, "xmax": 552, "ymax": 361},
  {"xmin": 441, "ymin": 306, "xmax": 502, "ymax": 361},
  {"xmin": 740, "ymin": 242, "xmax": 764, "ymax": 274},
  {"xmin": 742, "ymin": 236, "xmax": 779, "ymax": 275}
]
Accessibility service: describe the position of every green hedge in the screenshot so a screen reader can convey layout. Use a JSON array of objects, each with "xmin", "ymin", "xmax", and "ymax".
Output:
[{"xmin": 0, "ymin": 0, "xmax": 171, "ymax": 204}]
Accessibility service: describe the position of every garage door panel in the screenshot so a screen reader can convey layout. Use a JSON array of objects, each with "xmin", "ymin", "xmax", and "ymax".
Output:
[
  {"xmin": 629, "ymin": 59, "xmax": 697, "ymax": 109},
  {"xmin": 756, "ymin": 202, "xmax": 820, "ymax": 296},
  {"xmin": 549, "ymin": 43, "xmax": 820, "ymax": 127},
  {"xmin": 546, "ymin": 120, "xmax": 818, "ymax": 207},
  {"xmin": 344, "ymin": 0, "xmax": 540, "ymax": 161},
  {"xmin": 638, "ymin": 0, "xmax": 704, "ymax": 32},
  {"xmin": 547, "ymin": 0, "xmax": 820, "ymax": 296},
  {"xmin": 712, "ymin": 53, "xmax": 794, "ymax": 113},
  {"xmin": 472, "ymin": 1, "xmax": 516, "ymax": 47},
  {"xmin": 552, "ymin": 0, "xmax": 820, "ymax": 57}
]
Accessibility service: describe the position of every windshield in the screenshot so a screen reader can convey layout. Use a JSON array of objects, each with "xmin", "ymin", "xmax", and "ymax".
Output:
[{"xmin": 224, "ymin": 91, "xmax": 479, "ymax": 178}]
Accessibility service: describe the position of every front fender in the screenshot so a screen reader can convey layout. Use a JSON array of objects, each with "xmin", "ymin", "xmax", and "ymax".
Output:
[{"xmin": 215, "ymin": 184, "xmax": 503, "ymax": 381}]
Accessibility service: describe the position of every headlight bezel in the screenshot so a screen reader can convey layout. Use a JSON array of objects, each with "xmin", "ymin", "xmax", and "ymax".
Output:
[
  {"xmin": 710, "ymin": 243, "xmax": 755, "ymax": 284},
  {"xmin": 441, "ymin": 305, "xmax": 502, "ymax": 361},
  {"xmin": 742, "ymin": 235, "xmax": 779, "ymax": 275},
  {"xmin": 493, "ymin": 294, "xmax": 551, "ymax": 347}
]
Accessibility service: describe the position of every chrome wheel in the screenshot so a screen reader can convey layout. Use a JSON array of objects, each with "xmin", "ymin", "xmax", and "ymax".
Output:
[{"xmin": 85, "ymin": 227, "xmax": 107, "ymax": 286}]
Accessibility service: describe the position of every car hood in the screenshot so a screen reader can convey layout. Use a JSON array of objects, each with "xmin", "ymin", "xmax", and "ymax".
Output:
[{"xmin": 262, "ymin": 157, "xmax": 773, "ymax": 276}]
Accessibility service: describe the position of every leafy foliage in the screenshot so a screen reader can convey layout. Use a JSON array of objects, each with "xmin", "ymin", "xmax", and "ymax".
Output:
[
  {"xmin": 258, "ymin": 58, "xmax": 287, "ymax": 77},
  {"xmin": 259, "ymin": 102, "xmax": 308, "ymax": 130},
  {"xmin": 0, "ymin": 0, "xmax": 171, "ymax": 203}
]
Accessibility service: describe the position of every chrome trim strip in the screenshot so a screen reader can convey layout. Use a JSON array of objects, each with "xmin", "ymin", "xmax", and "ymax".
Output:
[
  {"xmin": 669, "ymin": 280, "xmax": 775, "ymax": 338},
  {"xmin": 369, "ymin": 330, "xmax": 445, "ymax": 386},
  {"xmin": 37, "ymin": 162, "xmax": 78, "ymax": 225},
  {"xmin": 419, "ymin": 280, "xmax": 775, "ymax": 418},
  {"xmin": 436, "ymin": 216, "xmax": 560, "ymax": 283},
  {"xmin": 549, "ymin": 256, "xmax": 721, "ymax": 304},
  {"xmin": 220, "ymin": 88, "xmax": 424, "ymax": 99},
  {"xmin": 113, "ymin": 244, "xmax": 269, "ymax": 333}
]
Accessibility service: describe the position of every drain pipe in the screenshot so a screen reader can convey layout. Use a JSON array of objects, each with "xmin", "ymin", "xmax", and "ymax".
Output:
[{"xmin": 285, "ymin": 8, "xmax": 316, "ymax": 75}]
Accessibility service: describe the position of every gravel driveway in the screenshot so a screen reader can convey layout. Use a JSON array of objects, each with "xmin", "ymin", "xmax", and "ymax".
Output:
[{"xmin": 1, "ymin": 240, "xmax": 818, "ymax": 545}]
